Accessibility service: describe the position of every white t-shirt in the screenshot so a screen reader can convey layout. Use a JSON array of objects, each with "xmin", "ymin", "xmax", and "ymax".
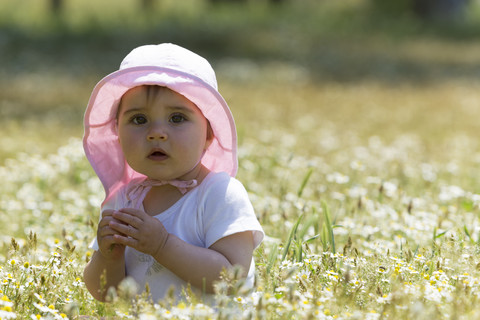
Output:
[{"xmin": 90, "ymin": 172, "xmax": 264, "ymax": 301}]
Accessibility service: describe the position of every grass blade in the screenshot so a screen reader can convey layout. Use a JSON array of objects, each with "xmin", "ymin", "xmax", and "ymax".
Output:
[
  {"xmin": 281, "ymin": 214, "xmax": 304, "ymax": 261},
  {"xmin": 266, "ymin": 244, "xmax": 278, "ymax": 274},
  {"xmin": 297, "ymin": 168, "xmax": 313, "ymax": 198},
  {"xmin": 321, "ymin": 201, "xmax": 335, "ymax": 253}
]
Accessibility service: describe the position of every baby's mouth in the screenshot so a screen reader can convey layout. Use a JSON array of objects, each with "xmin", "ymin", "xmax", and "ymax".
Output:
[{"xmin": 148, "ymin": 149, "xmax": 168, "ymax": 160}]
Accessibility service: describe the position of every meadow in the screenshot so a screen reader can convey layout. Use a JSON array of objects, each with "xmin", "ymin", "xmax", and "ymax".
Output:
[{"xmin": 2, "ymin": 0, "xmax": 480, "ymax": 318}]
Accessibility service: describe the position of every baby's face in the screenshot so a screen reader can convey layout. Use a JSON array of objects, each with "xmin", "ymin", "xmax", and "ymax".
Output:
[{"xmin": 116, "ymin": 86, "xmax": 211, "ymax": 181}]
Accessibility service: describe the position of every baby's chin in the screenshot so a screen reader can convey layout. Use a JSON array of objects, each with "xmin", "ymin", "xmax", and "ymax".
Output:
[{"xmin": 175, "ymin": 164, "xmax": 211, "ymax": 183}]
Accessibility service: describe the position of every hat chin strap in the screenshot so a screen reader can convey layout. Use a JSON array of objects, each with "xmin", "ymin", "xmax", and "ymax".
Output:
[
  {"xmin": 126, "ymin": 179, "xmax": 198, "ymax": 209},
  {"xmin": 125, "ymin": 150, "xmax": 207, "ymax": 209}
]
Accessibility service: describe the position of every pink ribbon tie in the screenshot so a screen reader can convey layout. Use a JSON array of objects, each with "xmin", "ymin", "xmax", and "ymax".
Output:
[{"xmin": 126, "ymin": 178, "xmax": 198, "ymax": 209}]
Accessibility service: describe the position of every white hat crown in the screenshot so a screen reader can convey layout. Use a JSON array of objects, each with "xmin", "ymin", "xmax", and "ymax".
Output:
[{"xmin": 120, "ymin": 43, "xmax": 219, "ymax": 90}]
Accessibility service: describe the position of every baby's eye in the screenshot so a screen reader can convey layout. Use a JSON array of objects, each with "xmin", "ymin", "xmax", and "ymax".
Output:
[
  {"xmin": 170, "ymin": 114, "xmax": 186, "ymax": 124},
  {"xmin": 131, "ymin": 115, "xmax": 147, "ymax": 125}
]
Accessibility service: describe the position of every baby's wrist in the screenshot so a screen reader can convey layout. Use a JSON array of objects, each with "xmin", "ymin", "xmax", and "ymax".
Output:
[{"xmin": 152, "ymin": 232, "xmax": 170, "ymax": 258}]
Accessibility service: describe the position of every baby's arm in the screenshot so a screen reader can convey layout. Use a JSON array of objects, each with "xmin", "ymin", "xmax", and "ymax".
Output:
[
  {"xmin": 109, "ymin": 208, "xmax": 254, "ymax": 293},
  {"xmin": 83, "ymin": 209, "xmax": 127, "ymax": 301},
  {"xmin": 157, "ymin": 230, "xmax": 254, "ymax": 292}
]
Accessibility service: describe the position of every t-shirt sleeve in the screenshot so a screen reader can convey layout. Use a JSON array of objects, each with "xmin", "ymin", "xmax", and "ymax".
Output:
[{"xmin": 201, "ymin": 174, "xmax": 264, "ymax": 249}]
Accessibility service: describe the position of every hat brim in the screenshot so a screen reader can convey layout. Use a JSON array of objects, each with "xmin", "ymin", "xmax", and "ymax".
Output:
[{"xmin": 83, "ymin": 66, "xmax": 237, "ymax": 204}]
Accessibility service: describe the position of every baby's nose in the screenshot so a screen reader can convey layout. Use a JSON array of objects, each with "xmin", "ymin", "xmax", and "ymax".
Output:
[
  {"xmin": 148, "ymin": 134, "xmax": 167, "ymax": 141},
  {"xmin": 147, "ymin": 127, "xmax": 168, "ymax": 141}
]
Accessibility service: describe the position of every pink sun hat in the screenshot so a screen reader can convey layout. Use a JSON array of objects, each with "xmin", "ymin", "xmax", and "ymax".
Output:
[{"xmin": 83, "ymin": 43, "xmax": 237, "ymax": 205}]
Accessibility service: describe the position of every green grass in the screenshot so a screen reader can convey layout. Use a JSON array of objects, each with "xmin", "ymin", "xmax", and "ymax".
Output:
[{"xmin": 2, "ymin": 0, "xmax": 480, "ymax": 318}]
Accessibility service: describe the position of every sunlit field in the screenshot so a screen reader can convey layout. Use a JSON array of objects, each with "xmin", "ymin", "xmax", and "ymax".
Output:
[{"xmin": 2, "ymin": 0, "xmax": 480, "ymax": 319}]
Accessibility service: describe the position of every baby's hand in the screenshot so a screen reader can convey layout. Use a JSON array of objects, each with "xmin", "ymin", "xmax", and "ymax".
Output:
[
  {"xmin": 97, "ymin": 209, "xmax": 126, "ymax": 260},
  {"xmin": 109, "ymin": 208, "xmax": 169, "ymax": 257}
]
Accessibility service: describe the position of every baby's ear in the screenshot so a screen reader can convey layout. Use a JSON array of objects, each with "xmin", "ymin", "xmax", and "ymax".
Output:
[
  {"xmin": 204, "ymin": 121, "xmax": 214, "ymax": 150},
  {"xmin": 204, "ymin": 136, "xmax": 213, "ymax": 151}
]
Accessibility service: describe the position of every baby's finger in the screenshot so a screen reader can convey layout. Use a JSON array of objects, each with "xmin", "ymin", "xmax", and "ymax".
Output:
[
  {"xmin": 98, "ymin": 218, "xmax": 124, "ymax": 233},
  {"xmin": 101, "ymin": 209, "xmax": 116, "ymax": 219},
  {"xmin": 98, "ymin": 235, "xmax": 116, "ymax": 247},
  {"xmin": 112, "ymin": 234, "xmax": 137, "ymax": 248},
  {"xmin": 98, "ymin": 225, "xmax": 121, "ymax": 238},
  {"xmin": 112, "ymin": 210, "xmax": 143, "ymax": 228},
  {"xmin": 98, "ymin": 215, "xmax": 115, "ymax": 226},
  {"xmin": 109, "ymin": 220, "xmax": 138, "ymax": 238},
  {"xmin": 118, "ymin": 208, "xmax": 148, "ymax": 219}
]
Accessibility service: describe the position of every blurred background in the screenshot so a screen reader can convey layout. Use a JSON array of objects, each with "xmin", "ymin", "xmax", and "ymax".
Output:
[{"xmin": 1, "ymin": 0, "xmax": 480, "ymax": 164}]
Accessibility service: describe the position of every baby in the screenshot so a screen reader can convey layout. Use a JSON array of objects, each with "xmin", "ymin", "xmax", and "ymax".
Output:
[{"xmin": 82, "ymin": 43, "xmax": 264, "ymax": 302}]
